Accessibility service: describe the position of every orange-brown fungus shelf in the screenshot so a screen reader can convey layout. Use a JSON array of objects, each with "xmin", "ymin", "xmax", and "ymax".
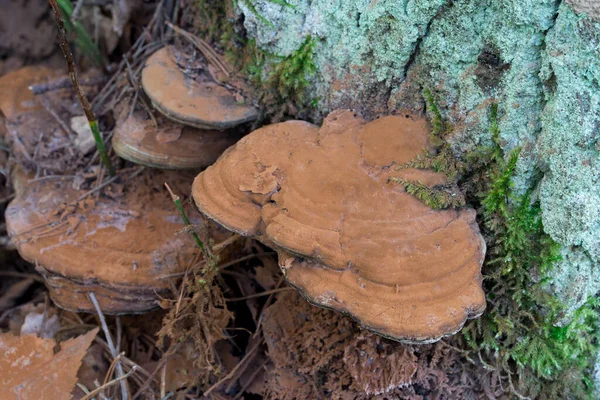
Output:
[
  {"xmin": 6, "ymin": 168, "xmax": 201, "ymax": 314},
  {"xmin": 192, "ymin": 110, "xmax": 486, "ymax": 343},
  {"xmin": 0, "ymin": 66, "xmax": 93, "ymax": 173},
  {"xmin": 141, "ymin": 46, "xmax": 258, "ymax": 130},
  {"xmin": 113, "ymin": 106, "xmax": 242, "ymax": 169}
]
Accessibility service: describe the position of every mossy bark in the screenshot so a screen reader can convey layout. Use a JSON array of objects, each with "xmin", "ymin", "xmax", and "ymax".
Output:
[
  {"xmin": 234, "ymin": 0, "xmax": 600, "ymax": 395},
  {"xmin": 238, "ymin": 0, "xmax": 600, "ymax": 322}
]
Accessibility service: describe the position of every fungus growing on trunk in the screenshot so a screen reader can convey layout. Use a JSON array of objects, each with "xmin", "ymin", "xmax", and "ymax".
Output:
[
  {"xmin": 192, "ymin": 110, "xmax": 486, "ymax": 343},
  {"xmin": 6, "ymin": 168, "xmax": 201, "ymax": 314},
  {"xmin": 141, "ymin": 46, "xmax": 258, "ymax": 130},
  {"xmin": 113, "ymin": 107, "xmax": 242, "ymax": 169}
]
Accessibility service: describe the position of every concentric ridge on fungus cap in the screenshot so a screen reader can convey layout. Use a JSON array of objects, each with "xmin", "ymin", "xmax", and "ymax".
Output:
[
  {"xmin": 192, "ymin": 110, "xmax": 486, "ymax": 343},
  {"xmin": 141, "ymin": 46, "xmax": 258, "ymax": 130}
]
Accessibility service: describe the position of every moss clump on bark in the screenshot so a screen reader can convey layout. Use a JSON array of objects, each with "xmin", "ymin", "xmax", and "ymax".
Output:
[
  {"xmin": 187, "ymin": 0, "xmax": 318, "ymax": 119},
  {"xmin": 400, "ymin": 98, "xmax": 599, "ymax": 398},
  {"xmin": 462, "ymin": 104, "xmax": 599, "ymax": 399}
]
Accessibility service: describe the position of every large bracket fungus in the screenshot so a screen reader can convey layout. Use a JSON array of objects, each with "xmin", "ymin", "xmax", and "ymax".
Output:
[
  {"xmin": 141, "ymin": 46, "xmax": 258, "ymax": 130},
  {"xmin": 192, "ymin": 110, "xmax": 486, "ymax": 343},
  {"xmin": 6, "ymin": 169, "xmax": 201, "ymax": 314}
]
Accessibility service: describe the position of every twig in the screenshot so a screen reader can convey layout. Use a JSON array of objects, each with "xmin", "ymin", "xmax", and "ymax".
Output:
[
  {"xmin": 165, "ymin": 21, "xmax": 230, "ymax": 77},
  {"xmin": 254, "ymin": 275, "xmax": 285, "ymax": 337},
  {"xmin": 212, "ymin": 234, "xmax": 240, "ymax": 254},
  {"xmin": 132, "ymin": 354, "xmax": 171, "ymax": 399},
  {"xmin": 48, "ymin": 0, "xmax": 115, "ymax": 176},
  {"xmin": 0, "ymin": 271, "xmax": 45, "ymax": 283},
  {"xmin": 116, "ymin": 315, "xmax": 122, "ymax": 356},
  {"xmin": 202, "ymin": 339, "xmax": 263, "ymax": 397},
  {"xmin": 89, "ymin": 292, "xmax": 129, "ymax": 400},
  {"xmin": 76, "ymin": 167, "xmax": 144, "ymax": 203},
  {"xmin": 232, "ymin": 359, "xmax": 268, "ymax": 400},
  {"xmin": 164, "ymin": 183, "xmax": 205, "ymax": 252},
  {"xmin": 71, "ymin": 0, "xmax": 85, "ymax": 21},
  {"xmin": 81, "ymin": 366, "xmax": 138, "ymax": 400},
  {"xmin": 218, "ymin": 252, "xmax": 276, "ymax": 271},
  {"xmin": 29, "ymin": 75, "xmax": 107, "ymax": 95},
  {"xmin": 226, "ymin": 287, "xmax": 292, "ymax": 302},
  {"xmin": 160, "ymin": 363, "xmax": 167, "ymax": 399}
]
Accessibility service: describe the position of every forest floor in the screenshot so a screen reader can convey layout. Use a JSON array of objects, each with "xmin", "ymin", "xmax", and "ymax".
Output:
[{"xmin": 0, "ymin": 1, "xmax": 529, "ymax": 399}]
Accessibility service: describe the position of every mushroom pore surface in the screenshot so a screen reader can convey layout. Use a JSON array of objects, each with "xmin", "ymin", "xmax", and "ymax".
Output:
[{"xmin": 192, "ymin": 110, "xmax": 486, "ymax": 343}]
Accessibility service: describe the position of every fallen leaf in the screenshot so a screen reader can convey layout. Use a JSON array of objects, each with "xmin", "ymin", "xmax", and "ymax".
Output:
[{"xmin": 0, "ymin": 327, "xmax": 99, "ymax": 400}]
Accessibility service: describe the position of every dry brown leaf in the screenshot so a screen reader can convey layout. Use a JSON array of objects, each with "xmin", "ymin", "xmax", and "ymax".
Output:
[{"xmin": 0, "ymin": 327, "xmax": 99, "ymax": 400}]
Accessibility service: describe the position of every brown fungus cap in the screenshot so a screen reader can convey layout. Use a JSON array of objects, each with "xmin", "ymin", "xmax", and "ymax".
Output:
[
  {"xmin": 141, "ymin": 46, "xmax": 258, "ymax": 130},
  {"xmin": 6, "ymin": 168, "xmax": 203, "ymax": 314},
  {"xmin": 192, "ymin": 110, "xmax": 486, "ymax": 343},
  {"xmin": 0, "ymin": 67, "xmax": 92, "ymax": 173},
  {"xmin": 0, "ymin": 66, "xmax": 55, "ymax": 120},
  {"xmin": 113, "ymin": 107, "xmax": 242, "ymax": 169}
]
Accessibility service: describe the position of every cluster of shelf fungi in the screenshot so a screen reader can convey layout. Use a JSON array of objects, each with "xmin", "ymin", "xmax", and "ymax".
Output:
[{"xmin": 0, "ymin": 44, "xmax": 487, "ymax": 396}]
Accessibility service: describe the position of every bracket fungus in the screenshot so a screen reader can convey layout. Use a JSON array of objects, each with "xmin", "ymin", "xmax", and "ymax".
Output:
[
  {"xmin": 0, "ymin": 66, "xmax": 93, "ymax": 173},
  {"xmin": 141, "ymin": 46, "xmax": 258, "ymax": 130},
  {"xmin": 113, "ymin": 107, "xmax": 242, "ymax": 169},
  {"xmin": 6, "ymin": 168, "xmax": 201, "ymax": 314},
  {"xmin": 192, "ymin": 110, "xmax": 486, "ymax": 343}
]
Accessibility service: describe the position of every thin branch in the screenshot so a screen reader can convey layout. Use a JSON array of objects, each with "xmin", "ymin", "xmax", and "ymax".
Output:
[
  {"xmin": 48, "ymin": 0, "xmax": 115, "ymax": 176},
  {"xmin": 89, "ymin": 292, "xmax": 129, "ymax": 400},
  {"xmin": 164, "ymin": 183, "xmax": 205, "ymax": 252},
  {"xmin": 202, "ymin": 339, "xmax": 264, "ymax": 397},
  {"xmin": 226, "ymin": 287, "xmax": 293, "ymax": 302},
  {"xmin": 81, "ymin": 366, "xmax": 138, "ymax": 400}
]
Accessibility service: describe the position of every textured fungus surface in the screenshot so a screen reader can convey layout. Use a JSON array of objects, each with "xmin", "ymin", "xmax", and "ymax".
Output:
[
  {"xmin": 113, "ymin": 107, "xmax": 242, "ymax": 169},
  {"xmin": 0, "ymin": 67, "xmax": 92, "ymax": 173},
  {"xmin": 237, "ymin": 0, "xmax": 600, "ymax": 327},
  {"xmin": 141, "ymin": 46, "xmax": 258, "ymax": 130},
  {"xmin": 193, "ymin": 110, "xmax": 486, "ymax": 342},
  {"xmin": 6, "ymin": 168, "xmax": 201, "ymax": 314}
]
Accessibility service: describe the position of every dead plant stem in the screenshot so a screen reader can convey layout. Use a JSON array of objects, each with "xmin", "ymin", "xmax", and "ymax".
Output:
[
  {"xmin": 226, "ymin": 287, "xmax": 292, "ymax": 302},
  {"xmin": 164, "ymin": 183, "xmax": 206, "ymax": 253},
  {"xmin": 202, "ymin": 339, "xmax": 264, "ymax": 397},
  {"xmin": 89, "ymin": 292, "xmax": 129, "ymax": 400},
  {"xmin": 81, "ymin": 366, "xmax": 138, "ymax": 400},
  {"xmin": 48, "ymin": 0, "xmax": 115, "ymax": 176}
]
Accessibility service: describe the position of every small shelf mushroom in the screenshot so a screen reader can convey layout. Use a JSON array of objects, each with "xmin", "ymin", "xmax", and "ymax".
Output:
[
  {"xmin": 112, "ymin": 45, "xmax": 256, "ymax": 169},
  {"xmin": 191, "ymin": 110, "xmax": 486, "ymax": 343},
  {"xmin": 141, "ymin": 46, "xmax": 258, "ymax": 130},
  {"xmin": 112, "ymin": 107, "xmax": 242, "ymax": 169},
  {"xmin": 6, "ymin": 168, "xmax": 201, "ymax": 314},
  {"xmin": 0, "ymin": 67, "xmax": 84, "ymax": 173}
]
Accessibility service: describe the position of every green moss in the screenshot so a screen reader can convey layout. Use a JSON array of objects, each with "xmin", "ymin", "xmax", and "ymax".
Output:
[
  {"xmin": 267, "ymin": 35, "xmax": 317, "ymax": 104},
  {"xmin": 189, "ymin": 0, "xmax": 318, "ymax": 119},
  {"xmin": 401, "ymin": 95, "xmax": 599, "ymax": 397},
  {"xmin": 388, "ymin": 178, "xmax": 465, "ymax": 209},
  {"xmin": 458, "ymin": 104, "xmax": 600, "ymax": 399},
  {"xmin": 238, "ymin": 0, "xmax": 294, "ymax": 28},
  {"xmin": 389, "ymin": 89, "xmax": 464, "ymax": 206}
]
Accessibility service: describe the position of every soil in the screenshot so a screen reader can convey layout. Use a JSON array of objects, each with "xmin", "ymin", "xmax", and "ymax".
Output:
[{"xmin": 0, "ymin": 0, "xmax": 496, "ymax": 399}]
